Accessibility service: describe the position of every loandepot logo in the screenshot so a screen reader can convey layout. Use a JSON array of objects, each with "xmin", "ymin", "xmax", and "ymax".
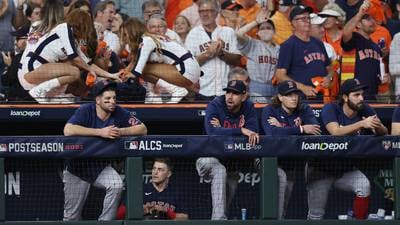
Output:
[
  {"xmin": 301, "ymin": 141, "xmax": 349, "ymax": 152},
  {"xmin": 10, "ymin": 110, "xmax": 40, "ymax": 117}
]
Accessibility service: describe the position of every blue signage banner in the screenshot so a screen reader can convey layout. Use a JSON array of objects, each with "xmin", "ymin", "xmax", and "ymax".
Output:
[{"xmin": 0, "ymin": 135, "xmax": 398, "ymax": 158}]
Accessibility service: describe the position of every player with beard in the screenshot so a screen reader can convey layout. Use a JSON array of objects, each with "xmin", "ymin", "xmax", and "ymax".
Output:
[
  {"xmin": 305, "ymin": 78, "xmax": 387, "ymax": 220},
  {"xmin": 197, "ymin": 79, "xmax": 259, "ymax": 220}
]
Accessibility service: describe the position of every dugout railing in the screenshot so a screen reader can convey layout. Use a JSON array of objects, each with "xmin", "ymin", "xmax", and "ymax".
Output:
[{"xmin": 0, "ymin": 135, "xmax": 399, "ymax": 225}]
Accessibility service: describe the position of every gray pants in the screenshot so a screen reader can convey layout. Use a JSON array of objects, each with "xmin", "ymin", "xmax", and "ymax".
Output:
[
  {"xmin": 196, "ymin": 157, "xmax": 229, "ymax": 220},
  {"xmin": 63, "ymin": 166, "xmax": 123, "ymax": 221},
  {"xmin": 305, "ymin": 164, "xmax": 370, "ymax": 220}
]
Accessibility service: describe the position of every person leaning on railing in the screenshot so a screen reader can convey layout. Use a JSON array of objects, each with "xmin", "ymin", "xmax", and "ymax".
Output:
[
  {"xmin": 196, "ymin": 79, "xmax": 259, "ymax": 220},
  {"xmin": 63, "ymin": 80, "xmax": 147, "ymax": 221},
  {"xmin": 261, "ymin": 80, "xmax": 321, "ymax": 219},
  {"xmin": 306, "ymin": 78, "xmax": 388, "ymax": 220}
]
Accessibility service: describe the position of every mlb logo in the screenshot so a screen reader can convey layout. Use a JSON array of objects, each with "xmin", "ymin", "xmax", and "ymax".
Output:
[
  {"xmin": 382, "ymin": 140, "xmax": 391, "ymax": 151},
  {"xmin": 125, "ymin": 141, "xmax": 139, "ymax": 150},
  {"xmin": 0, "ymin": 144, "xmax": 8, "ymax": 152},
  {"xmin": 224, "ymin": 141, "xmax": 234, "ymax": 152}
]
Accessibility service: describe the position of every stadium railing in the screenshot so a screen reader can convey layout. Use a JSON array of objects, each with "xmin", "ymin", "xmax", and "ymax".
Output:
[{"xmin": 0, "ymin": 135, "xmax": 399, "ymax": 224}]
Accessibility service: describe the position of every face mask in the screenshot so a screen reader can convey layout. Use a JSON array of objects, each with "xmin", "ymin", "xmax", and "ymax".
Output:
[
  {"xmin": 278, "ymin": 5, "xmax": 289, "ymax": 13},
  {"xmin": 258, "ymin": 30, "xmax": 274, "ymax": 42}
]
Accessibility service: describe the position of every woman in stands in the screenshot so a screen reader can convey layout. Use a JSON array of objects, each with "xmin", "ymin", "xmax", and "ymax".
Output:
[
  {"xmin": 173, "ymin": 15, "xmax": 191, "ymax": 44},
  {"xmin": 18, "ymin": 0, "xmax": 120, "ymax": 103},
  {"xmin": 120, "ymin": 16, "xmax": 201, "ymax": 103}
]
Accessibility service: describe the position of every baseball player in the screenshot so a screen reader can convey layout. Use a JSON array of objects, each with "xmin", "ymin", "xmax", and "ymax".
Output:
[
  {"xmin": 185, "ymin": 0, "xmax": 242, "ymax": 99},
  {"xmin": 143, "ymin": 158, "xmax": 188, "ymax": 220},
  {"xmin": 63, "ymin": 80, "xmax": 147, "ymax": 221},
  {"xmin": 275, "ymin": 5, "xmax": 332, "ymax": 98},
  {"xmin": 306, "ymin": 78, "xmax": 388, "ymax": 220},
  {"xmin": 120, "ymin": 17, "xmax": 201, "ymax": 103},
  {"xmin": 18, "ymin": 0, "xmax": 120, "ymax": 103},
  {"xmin": 198, "ymin": 79, "xmax": 259, "ymax": 220},
  {"xmin": 261, "ymin": 80, "xmax": 321, "ymax": 219},
  {"xmin": 236, "ymin": 7, "xmax": 279, "ymax": 103}
]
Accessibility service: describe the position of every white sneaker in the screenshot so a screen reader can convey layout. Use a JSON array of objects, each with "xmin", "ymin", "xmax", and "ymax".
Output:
[
  {"xmin": 166, "ymin": 87, "xmax": 188, "ymax": 104},
  {"xmin": 29, "ymin": 85, "xmax": 51, "ymax": 104}
]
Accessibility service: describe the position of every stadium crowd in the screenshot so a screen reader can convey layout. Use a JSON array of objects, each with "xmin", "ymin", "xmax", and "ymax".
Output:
[{"xmin": 0, "ymin": 0, "xmax": 399, "ymax": 103}]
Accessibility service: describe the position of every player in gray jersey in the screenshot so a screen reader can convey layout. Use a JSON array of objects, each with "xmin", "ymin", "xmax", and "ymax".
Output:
[{"xmin": 236, "ymin": 8, "xmax": 279, "ymax": 103}]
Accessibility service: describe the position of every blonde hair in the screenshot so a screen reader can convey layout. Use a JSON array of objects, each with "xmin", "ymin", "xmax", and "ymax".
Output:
[
  {"xmin": 120, "ymin": 18, "xmax": 163, "ymax": 59},
  {"xmin": 36, "ymin": 0, "xmax": 64, "ymax": 33},
  {"xmin": 322, "ymin": 3, "xmax": 346, "ymax": 25}
]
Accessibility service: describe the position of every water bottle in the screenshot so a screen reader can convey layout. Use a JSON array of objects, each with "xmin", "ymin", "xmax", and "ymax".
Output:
[
  {"xmin": 377, "ymin": 208, "xmax": 385, "ymax": 220},
  {"xmin": 241, "ymin": 208, "xmax": 247, "ymax": 220}
]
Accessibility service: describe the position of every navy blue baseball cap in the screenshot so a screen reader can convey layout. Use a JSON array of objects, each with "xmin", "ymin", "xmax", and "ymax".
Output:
[
  {"xmin": 278, "ymin": 80, "xmax": 302, "ymax": 95},
  {"xmin": 340, "ymin": 79, "xmax": 368, "ymax": 95},
  {"xmin": 223, "ymin": 80, "xmax": 246, "ymax": 94},
  {"xmin": 290, "ymin": 5, "xmax": 313, "ymax": 21},
  {"xmin": 92, "ymin": 80, "xmax": 117, "ymax": 96}
]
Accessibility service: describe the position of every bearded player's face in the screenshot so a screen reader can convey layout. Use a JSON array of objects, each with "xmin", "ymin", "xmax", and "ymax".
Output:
[
  {"xmin": 151, "ymin": 162, "xmax": 171, "ymax": 185},
  {"xmin": 346, "ymin": 90, "xmax": 364, "ymax": 112}
]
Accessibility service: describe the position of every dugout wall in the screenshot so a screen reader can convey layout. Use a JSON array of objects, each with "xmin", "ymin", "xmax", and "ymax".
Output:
[{"xmin": 0, "ymin": 135, "xmax": 399, "ymax": 224}]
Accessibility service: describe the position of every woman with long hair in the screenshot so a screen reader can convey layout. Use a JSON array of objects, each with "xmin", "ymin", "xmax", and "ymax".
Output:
[
  {"xmin": 18, "ymin": 0, "xmax": 120, "ymax": 103},
  {"xmin": 120, "ymin": 17, "xmax": 200, "ymax": 103}
]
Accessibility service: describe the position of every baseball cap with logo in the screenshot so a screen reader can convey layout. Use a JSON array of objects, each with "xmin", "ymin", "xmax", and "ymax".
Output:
[
  {"xmin": 278, "ymin": 80, "xmax": 302, "ymax": 95},
  {"xmin": 279, "ymin": 0, "xmax": 299, "ymax": 6},
  {"xmin": 223, "ymin": 80, "xmax": 246, "ymax": 94},
  {"xmin": 290, "ymin": 5, "xmax": 313, "ymax": 21},
  {"xmin": 92, "ymin": 80, "xmax": 117, "ymax": 96},
  {"xmin": 340, "ymin": 79, "xmax": 368, "ymax": 95}
]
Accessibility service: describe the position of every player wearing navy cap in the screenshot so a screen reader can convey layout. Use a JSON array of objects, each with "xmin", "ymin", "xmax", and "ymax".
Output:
[
  {"xmin": 143, "ymin": 158, "xmax": 188, "ymax": 220},
  {"xmin": 306, "ymin": 78, "xmax": 387, "ymax": 220},
  {"xmin": 197, "ymin": 79, "xmax": 259, "ymax": 220},
  {"xmin": 275, "ymin": 5, "xmax": 333, "ymax": 98},
  {"xmin": 63, "ymin": 80, "xmax": 147, "ymax": 221},
  {"xmin": 261, "ymin": 80, "xmax": 320, "ymax": 219}
]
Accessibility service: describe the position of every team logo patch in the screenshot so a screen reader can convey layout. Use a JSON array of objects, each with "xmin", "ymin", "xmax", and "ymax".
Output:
[{"xmin": 128, "ymin": 117, "xmax": 140, "ymax": 126}]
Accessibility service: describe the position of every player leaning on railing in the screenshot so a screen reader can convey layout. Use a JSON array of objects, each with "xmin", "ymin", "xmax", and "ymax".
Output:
[
  {"xmin": 261, "ymin": 80, "xmax": 321, "ymax": 219},
  {"xmin": 197, "ymin": 79, "xmax": 259, "ymax": 220},
  {"xmin": 306, "ymin": 78, "xmax": 388, "ymax": 220},
  {"xmin": 63, "ymin": 80, "xmax": 147, "ymax": 221}
]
